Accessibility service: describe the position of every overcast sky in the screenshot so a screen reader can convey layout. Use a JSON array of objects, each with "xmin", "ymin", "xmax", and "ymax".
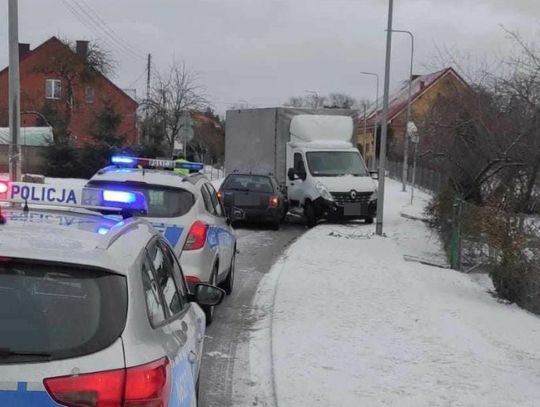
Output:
[{"xmin": 1, "ymin": 0, "xmax": 539, "ymax": 114}]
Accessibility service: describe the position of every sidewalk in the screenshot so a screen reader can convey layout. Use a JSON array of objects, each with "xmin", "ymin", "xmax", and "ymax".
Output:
[{"xmin": 261, "ymin": 179, "xmax": 540, "ymax": 407}]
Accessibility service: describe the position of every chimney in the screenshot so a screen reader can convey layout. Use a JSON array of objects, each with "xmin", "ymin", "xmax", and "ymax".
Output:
[
  {"xmin": 18, "ymin": 43, "xmax": 30, "ymax": 58},
  {"xmin": 76, "ymin": 40, "xmax": 89, "ymax": 60}
]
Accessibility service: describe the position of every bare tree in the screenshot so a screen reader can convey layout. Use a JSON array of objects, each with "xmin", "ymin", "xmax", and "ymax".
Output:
[
  {"xmin": 284, "ymin": 92, "xmax": 358, "ymax": 109},
  {"xmin": 145, "ymin": 61, "xmax": 208, "ymax": 154},
  {"xmin": 326, "ymin": 93, "xmax": 357, "ymax": 109},
  {"xmin": 33, "ymin": 38, "xmax": 115, "ymax": 140}
]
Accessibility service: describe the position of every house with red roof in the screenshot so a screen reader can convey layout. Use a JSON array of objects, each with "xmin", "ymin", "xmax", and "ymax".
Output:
[
  {"xmin": 357, "ymin": 67, "xmax": 470, "ymax": 163},
  {"xmin": 0, "ymin": 37, "xmax": 138, "ymax": 146}
]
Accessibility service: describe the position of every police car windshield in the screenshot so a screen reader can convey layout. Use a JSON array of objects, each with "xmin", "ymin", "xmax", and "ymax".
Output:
[
  {"xmin": 87, "ymin": 181, "xmax": 195, "ymax": 218},
  {"xmin": 0, "ymin": 261, "xmax": 127, "ymax": 364},
  {"xmin": 222, "ymin": 175, "xmax": 274, "ymax": 193}
]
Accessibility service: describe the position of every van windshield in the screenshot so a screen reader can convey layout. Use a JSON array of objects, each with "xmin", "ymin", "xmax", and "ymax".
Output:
[{"xmin": 306, "ymin": 151, "xmax": 369, "ymax": 177}]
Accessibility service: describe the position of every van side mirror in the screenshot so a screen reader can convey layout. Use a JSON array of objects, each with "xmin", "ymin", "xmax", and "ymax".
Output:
[
  {"xmin": 287, "ymin": 168, "xmax": 296, "ymax": 181},
  {"xmin": 369, "ymin": 170, "xmax": 379, "ymax": 180}
]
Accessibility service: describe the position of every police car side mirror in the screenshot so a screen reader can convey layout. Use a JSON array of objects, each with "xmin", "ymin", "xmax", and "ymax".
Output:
[{"xmin": 194, "ymin": 283, "xmax": 225, "ymax": 306}]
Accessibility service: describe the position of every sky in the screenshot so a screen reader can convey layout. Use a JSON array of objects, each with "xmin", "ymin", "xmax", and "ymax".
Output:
[{"xmin": 0, "ymin": 0, "xmax": 539, "ymax": 114}]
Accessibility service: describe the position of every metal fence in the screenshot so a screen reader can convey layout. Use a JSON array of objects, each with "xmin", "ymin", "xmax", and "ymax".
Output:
[
  {"xmin": 386, "ymin": 160, "xmax": 445, "ymax": 193},
  {"xmin": 201, "ymin": 166, "xmax": 224, "ymax": 181}
]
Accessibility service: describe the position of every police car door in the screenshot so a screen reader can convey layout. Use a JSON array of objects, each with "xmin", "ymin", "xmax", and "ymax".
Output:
[
  {"xmin": 144, "ymin": 239, "xmax": 198, "ymax": 406},
  {"xmin": 201, "ymin": 183, "xmax": 233, "ymax": 280}
]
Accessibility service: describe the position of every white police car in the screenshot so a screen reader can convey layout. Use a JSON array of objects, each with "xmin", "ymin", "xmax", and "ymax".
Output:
[
  {"xmin": 86, "ymin": 157, "xmax": 237, "ymax": 324},
  {"xmin": 0, "ymin": 181, "xmax": 224, "ymax": 407}
]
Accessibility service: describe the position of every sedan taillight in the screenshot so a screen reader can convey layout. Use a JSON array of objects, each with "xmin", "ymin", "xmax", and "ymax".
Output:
[{"xmin": 269, "ymin": 195, "xmax": 280, "ymax": 208}]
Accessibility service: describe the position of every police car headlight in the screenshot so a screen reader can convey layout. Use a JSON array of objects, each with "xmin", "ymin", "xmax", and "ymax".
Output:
[{"xmin": 315, "ymin": 182, "xmax": 333, "ymax": 202}]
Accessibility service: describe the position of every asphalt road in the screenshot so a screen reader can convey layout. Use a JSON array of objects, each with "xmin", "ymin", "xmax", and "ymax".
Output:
[{"xmin": 199, "ymin": 222, "xmax": 304, "ymax": 407}]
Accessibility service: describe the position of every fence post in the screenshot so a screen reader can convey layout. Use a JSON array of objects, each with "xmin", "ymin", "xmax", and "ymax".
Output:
[{"xmin": 449, "ymin": 197, "xmax": 463, "ymax": 270}]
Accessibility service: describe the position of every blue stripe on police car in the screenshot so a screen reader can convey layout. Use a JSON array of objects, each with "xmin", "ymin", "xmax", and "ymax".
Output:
[{"xmin": 0, "ymin": 382, "xmax": 58, "ymax": 406}]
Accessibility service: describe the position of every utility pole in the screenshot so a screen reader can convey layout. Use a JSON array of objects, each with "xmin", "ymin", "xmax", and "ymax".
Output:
[
  {"xmin": 8, "ymin": 0, "xmax": 21, "ymax": 182},
  {"xmin": 146, "ymin": 54, "xmax": 151, "ymax": 102},
  {"xmin": 391, "ymin": 29, "xmax": 415, "ymax": 192},
  {"xmin": 144, "ymin": 53, "xmax": 151, "ymax": 143},
  {"xmin": 376, "ymin": 0, "xmax": 394, "ymax": 236}
]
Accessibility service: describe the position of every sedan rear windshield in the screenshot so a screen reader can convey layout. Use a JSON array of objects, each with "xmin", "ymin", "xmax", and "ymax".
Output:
[
  {"xmin": 222, "ymin": 175, "xmax": 274, "ymax": 193},
  {"xmin": 0, "ymin": 260, "xmax": 127, "ymax": 364},
  {"xmin": 87, "ymin": 181, "xmax": 195, "ymax": 218}
]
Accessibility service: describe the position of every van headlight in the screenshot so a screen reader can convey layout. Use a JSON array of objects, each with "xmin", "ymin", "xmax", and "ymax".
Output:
[
  {"xmin": 315, "ymin": 182, "xmax": 334, "ymax": 201},
  {"xmin": 369, "ymin": 189, "xmax": 378, "ymax": 202}
]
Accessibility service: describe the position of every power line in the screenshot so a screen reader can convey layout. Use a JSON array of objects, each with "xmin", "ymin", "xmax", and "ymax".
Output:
[
  {"xmin": 69, "ymin": 0, "xmax": 144, "ymax": 60},
  {"xmin": 59, "ymin": 0, "xmax": 122, "ymax": 55},
  {"xmin": 73, "ymin": 0, "xmax": 146, "ymax": 60},
  {"xmin": 127, "ymin": 68, "xmax": 148, "ymax": 88},
  {"xmin": 59, "ymin": 0, "xmax": 144, "ymax": 61}
]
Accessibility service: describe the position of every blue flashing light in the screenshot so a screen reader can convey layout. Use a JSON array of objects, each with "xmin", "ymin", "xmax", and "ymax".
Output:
[
  {"xmin": 103, "ymin": 190, "xmax": 137, "ymax": 204},
  {"xmin": 112, "ymin": 156, "xmax": 135, "ymax": 165},
  {"xmin": 81, "ymin": 188, "xmax": 148, "ymax": 215},
  {"xmin": 97, "ymin": 227, "xmax": 110, "ymax": 235}
]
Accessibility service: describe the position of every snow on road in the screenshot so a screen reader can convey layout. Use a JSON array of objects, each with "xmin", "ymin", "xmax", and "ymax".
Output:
[{"xmin": 248, "ymin": 179, "xmax": 540, "ymax": 407}]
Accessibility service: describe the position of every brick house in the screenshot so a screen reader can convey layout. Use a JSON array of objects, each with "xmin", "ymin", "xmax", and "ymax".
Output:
[
  {"xmin": 357, "ymin": 67, "xmax": 470, "ymax": 163},
  {"xmin": 0, "ymin": 36, "xmax": 138, "ymax": 145}
]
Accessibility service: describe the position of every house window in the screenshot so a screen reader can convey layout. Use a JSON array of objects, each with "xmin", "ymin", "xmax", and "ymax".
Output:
[
  {"xmin": 45, "ymin": 79, "xmax": 61, "ymax": 100},
  {"xmin": 85, "ymin": 86, "xmax": 95, "ymax": 104}
]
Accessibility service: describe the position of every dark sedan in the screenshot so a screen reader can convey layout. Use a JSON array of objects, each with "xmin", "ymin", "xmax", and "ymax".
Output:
[{"xmin": 218, "ymin": 174, "xmax": 287, "ymax": 229}]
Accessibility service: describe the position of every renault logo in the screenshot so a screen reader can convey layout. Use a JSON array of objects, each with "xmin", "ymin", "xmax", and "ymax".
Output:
[{"xmin": 350, "ymin": 190, "xmax": 357, "ymax": 200}]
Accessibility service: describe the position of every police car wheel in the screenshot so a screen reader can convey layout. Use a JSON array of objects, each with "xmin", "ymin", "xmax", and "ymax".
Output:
[
  {"xmin": 220, "ymin": 251, "xmax": 235, "ymax": 295},
  {"xmin": 203, "ymin": 266, "xmax": 218, "ymax": 325}
]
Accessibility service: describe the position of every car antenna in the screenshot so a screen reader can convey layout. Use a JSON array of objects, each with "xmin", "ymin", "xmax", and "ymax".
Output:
[{"xmin": 23, "ymin": 199, "xmax": 29, "ymax": 213}]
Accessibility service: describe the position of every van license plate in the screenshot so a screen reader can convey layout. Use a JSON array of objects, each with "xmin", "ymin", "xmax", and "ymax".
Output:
[{"xmin": 343, "ymin": 203, "xmax": 362, "ymax": 216}]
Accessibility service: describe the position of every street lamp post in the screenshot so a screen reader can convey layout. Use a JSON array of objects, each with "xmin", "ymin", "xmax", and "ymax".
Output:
[
  {"xmin": 390, "ymin": 29, "xmax": 415, "ymax": 192},
  {"xmin": 376, "ymin": 0, "xmax": 394, "ymax": 236},
  {"xmin": 304, "ymin": 90, "xmax": 320, "ymax": 109},
  {"xmin": 8, "ymin": 0, "xmax": 21, "ymax": 182},
  {"xmin": 360, "ymin": 72, "xmax": 379, "ymax": 170}
]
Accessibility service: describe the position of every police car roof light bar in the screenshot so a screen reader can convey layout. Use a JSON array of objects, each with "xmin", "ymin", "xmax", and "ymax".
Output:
[{"xmin": 110, "ymin": 156, "xmax": 205, "ymax": 172}]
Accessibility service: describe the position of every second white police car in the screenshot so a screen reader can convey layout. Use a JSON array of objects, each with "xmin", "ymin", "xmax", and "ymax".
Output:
[
  {"xmin": 0, "ymin": 181, "xmax": 224, "ymax": 407},
  {"xmin": 86, "ymin": 157, "xmax": 237, "ymax": 324}
]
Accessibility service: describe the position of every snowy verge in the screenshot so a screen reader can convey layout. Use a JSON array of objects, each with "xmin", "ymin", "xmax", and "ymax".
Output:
[{"xmin": 261, "ymin": 179, "xmax": 540, "ymax": 407}]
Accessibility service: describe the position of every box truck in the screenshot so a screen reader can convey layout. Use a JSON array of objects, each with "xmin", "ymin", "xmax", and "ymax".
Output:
[{"xmin": 225, "ymin": 108, "xmax": 377, "ymax": 226}]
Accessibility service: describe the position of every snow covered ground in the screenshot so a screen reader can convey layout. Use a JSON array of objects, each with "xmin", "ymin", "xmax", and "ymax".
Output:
[{"xmin": 246, "ymin": 179, "xmax": 540, "ymax": 407}]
